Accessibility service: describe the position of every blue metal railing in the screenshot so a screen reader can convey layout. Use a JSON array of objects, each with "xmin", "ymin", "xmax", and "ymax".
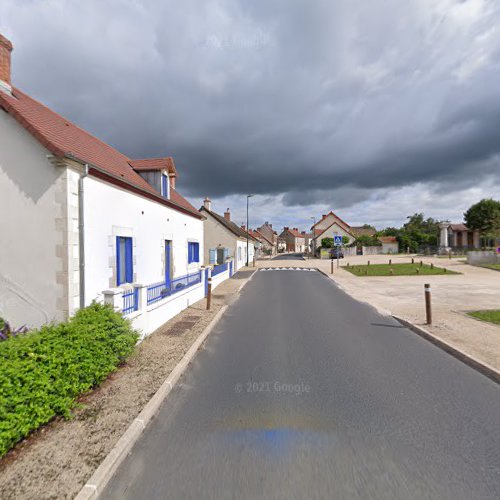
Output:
[
  {"xmin": 122, "ymin": 288, "xmax": 139, "ymax": 315},
  {"xmin": 146, "ymin": 270, "xmax": 202, "ymax": 306},
  {"xmin": 212, "ymin": 262, "xmax": 228, "ymax": 276}
]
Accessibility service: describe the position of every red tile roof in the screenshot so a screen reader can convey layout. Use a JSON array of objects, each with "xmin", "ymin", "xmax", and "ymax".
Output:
[
  {"xmin": 312, "ymin": 211, "xmax": 351, "ymax": 231},
  {"xmin": 0, "ymin": 87, "xmax": 200, "ymax": 218},
  {"xmin": 379, "ymin": 236, "xmax": 397, "ymax": 243},
  {"xmin": 287, "ymin": 228, "xmax": 305, "ymax": 238}
]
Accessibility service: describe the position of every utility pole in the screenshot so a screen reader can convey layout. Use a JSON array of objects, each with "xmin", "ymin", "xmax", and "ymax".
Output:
[
  {"xmin": 246, "ymin": 194, "xmax": 253, "ymax": 266},
  {"xmin": 310, "ymin": 216, "xmax": 316, "ymax": 257}
]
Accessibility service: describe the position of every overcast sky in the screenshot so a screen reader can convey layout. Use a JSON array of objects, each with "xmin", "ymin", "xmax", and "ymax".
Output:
[{"xmin": 2, "ymin": 0, "xmax": 500, "ymax": 231}]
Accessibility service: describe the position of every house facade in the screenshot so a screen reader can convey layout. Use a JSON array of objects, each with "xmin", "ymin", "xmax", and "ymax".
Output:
[
  {"xmin": 311, "ymin": 212, "xmax": 356, "ymax": 252},
  {"xmin": 249, "ymin": 228, "xmax": 274, "ymax": 256},
  {"xmin": 279, "ymin": 227, "xmax": 306, "ymax": 253},
  {"xmin": 0, "ymin": 34, "xmax": 205, "ymax": 334},
  {"xmin": 379, "ymin": 236, "xmax": 399, "ymax": 254},
  {"xmin": 200, "ymin": 199, "xmax": 255, "ymax": 271},
  {"xmin": 256, "ymin": 222, "xmax": 278, "ymax": 255}
]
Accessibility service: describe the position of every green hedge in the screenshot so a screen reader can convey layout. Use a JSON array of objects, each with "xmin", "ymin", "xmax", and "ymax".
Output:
[{"xmin": 0, "ymin": 303, "xmax": 139, "ymax": 456}]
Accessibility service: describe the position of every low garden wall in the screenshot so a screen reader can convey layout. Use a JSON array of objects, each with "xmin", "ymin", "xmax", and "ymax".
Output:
[{"xmin": 467, "ymin": 250, "xmax": 500, "ymax": 266}]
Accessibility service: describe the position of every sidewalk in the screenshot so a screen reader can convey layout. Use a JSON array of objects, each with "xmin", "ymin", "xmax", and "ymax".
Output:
[
  {"xmin": 257, "ymin": 255, "xmax": 500, "ymax": 373},
  {"xmin": 0, "ymin": 269, "xmax": 255, "ymax": 500}
]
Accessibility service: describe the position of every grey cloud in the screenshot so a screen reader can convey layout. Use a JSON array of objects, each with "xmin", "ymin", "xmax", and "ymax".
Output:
[{"xmin": 2, "ymin": 0, "xmax": 500, "ymax": 222}]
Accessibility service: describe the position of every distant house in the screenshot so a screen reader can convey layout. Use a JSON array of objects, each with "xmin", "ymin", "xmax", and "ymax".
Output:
[
  {"xmin": 200, "ymin": 199, "xmax": 255, "ymax": 271},
  {"xmin": 351, "ymin": 226, "xmax": 377, "ymax": 238},
  {"xmin": 379, "ymin": 236, "xmax": 399, "ymax": 254},
  {"xmin": 311, "ymin": 212, "xmax": 356, "ymax": 252},
  {"xmin": 439, "ymin": 222, "xmax": 481, "ymax": 250},
  {"xmin": 0, "ymin": 33, "xmax": 204, "ymax": 334},
  {"xmin": 256, "ymin": 222, "xmax": 278, "ymax": 255},
  {"xmin": 301, "ymin": 231, "xmax": 313, "ymax": 253},
  {"xmin": 277, "ymin": 237, "xmax": 287, "ymax": 253},
  {"xmin": 279, "ymin": 227, "xmax": 306, "ymax": 253},
  {"xmin": 248, "ymin": 228, "xmax": 274, "ymax": 256}
]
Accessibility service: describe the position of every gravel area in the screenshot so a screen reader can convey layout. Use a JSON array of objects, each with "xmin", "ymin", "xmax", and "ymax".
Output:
[{"xmin": 0, "ymin": 271, "xmax": 252, "ymax": 500}]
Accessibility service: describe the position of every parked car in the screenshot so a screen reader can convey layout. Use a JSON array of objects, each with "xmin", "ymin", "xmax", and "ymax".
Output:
[{"xmin": 329, "ymin": 247, "xmax": 344, "ymax": 259}]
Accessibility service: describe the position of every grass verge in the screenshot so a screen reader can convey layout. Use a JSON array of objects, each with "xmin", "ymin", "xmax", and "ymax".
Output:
[
  {"xmin": 0, "ymin": 303, "xmax": 138, "ymax": 457},
  {"xmin": 342, "ymin": 263, "xmax": 460, "ymax": 276},
  {"xmin": 468, "ymin": 310, "xmax": 500, "ymax": 325},
  {"xmin": 483, "ymin": 264, "xmax": 500, "ymax": 272}
]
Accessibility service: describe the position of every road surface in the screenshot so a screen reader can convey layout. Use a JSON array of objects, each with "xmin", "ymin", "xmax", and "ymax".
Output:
[
  {"xmin": 102, "ymin": 268, "xmax": 500, "ymax": 499},
  {"xmin": 272, "ymin": 253, "xmax": 305, "ymax": 260}
]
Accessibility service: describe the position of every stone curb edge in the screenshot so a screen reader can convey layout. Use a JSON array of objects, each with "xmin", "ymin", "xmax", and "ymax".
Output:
[
  {"xmin": 75, "ymin": 301, "xmax": 233, "ymax": 499},
  {"xmin": 392, "ymin": 315, "xmax": 500, "ymax": 385}
]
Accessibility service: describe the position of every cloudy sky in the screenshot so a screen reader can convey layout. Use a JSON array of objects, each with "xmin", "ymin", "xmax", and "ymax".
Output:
[{"xmin": 2, "ymin": 0, "xmax": 500, "ymax": 231}]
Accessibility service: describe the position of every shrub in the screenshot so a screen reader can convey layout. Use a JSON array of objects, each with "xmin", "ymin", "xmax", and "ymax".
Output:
[{"xmin": 0, "ymin": 303, "xmax": 138, "ymax": 456}]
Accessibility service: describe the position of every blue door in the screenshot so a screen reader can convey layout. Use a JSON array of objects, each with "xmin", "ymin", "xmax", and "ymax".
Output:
[{"xmin": 165, "ymin": 240, "xmax": 172, "ymax": 291}]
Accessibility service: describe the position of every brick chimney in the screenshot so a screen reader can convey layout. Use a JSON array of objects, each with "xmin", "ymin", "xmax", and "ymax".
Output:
[
  {"xmin": 0, "ymin": 34, "xmax": 13, "ymax": 95},
  {"xmin": 203, "ymin": 197, "xmax": 212, "ymax": 211},
  {"xmin": 224, "ymin": 208, "xmax": 231, "ymax": 222},
  {"xmin": 169, "ymin": 174, "xmax": 176, "ymax": 190}
]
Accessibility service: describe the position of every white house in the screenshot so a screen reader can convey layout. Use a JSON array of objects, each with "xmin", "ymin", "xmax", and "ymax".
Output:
[
  {"xmin": 379, "ymin": 236, "xmax": 399, "ymax": 254},
  {"xmin": 311, "ymin": 212, "xmax": 356, "ymax": 251},
  {"xmin": 200, "ymin": 198, "xmax": 255, "ymax": 272},
  {"xmin": 0, "ymin": 34, "xmax": 207, "ymax": 336}
]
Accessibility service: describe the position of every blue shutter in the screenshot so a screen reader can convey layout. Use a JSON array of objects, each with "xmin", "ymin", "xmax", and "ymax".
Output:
[
  {"xmin": 125, "ymin": 238, "xmax": 133, "ymax": 283},
  {"xmin": 194, "ymin": 243, "xmax": 199, "ymax": 262},
  {"xmin": 162, "ymin": 174, "xmax": 168, "ymax": 198},
  {"xmin": 116, "ymin": 237, "xmax": 122, "ymax": 285},
  {"xmin": 209, "ymin": 249, "xmax": 216, "ymax": 264}
]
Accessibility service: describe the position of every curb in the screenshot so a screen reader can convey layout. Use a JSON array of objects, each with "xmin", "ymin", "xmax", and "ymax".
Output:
[
  {"xmin": 75, "ymin": 304, "xmax": 228, "ymax": 500},
  {"xmin": 392, "ymin": 315, "xmax": 500, "ymax": 385}
]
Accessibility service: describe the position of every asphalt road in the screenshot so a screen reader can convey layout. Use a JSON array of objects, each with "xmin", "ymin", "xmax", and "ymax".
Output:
[
  {"xmin": 272, "ymin": 253, "xmax": 305, "ymax": 260},
  {"xmin": 102, "ymin": 269, "xmax": 500, "ymax": 500}
]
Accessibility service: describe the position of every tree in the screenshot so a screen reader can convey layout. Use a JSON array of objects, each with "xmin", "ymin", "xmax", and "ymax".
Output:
[
  {"xmin": 342, "ymin": 236, "xmax": 350, "ymax": 246},
  {"xmin": 355, "ymin": 234, "xmax": 380, "ymax": 247},
  {"xmin": 464, "ymin": 199, "xmax": 500, "ymax": 237},
  {"xmin": 321, "ymin": 237, "xmax": 334, "ymax": 248}
]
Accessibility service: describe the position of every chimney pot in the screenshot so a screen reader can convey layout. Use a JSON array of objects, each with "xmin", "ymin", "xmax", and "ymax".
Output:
[
  {"xmin": 203, "ymin": 197, "xmax": 212, "ymax": 211},
  {"xmin": 0, "ymin": 33, "xmax": 13, "ymax": 93},
  {"xmin": 224, "ymin": 209, "xmax": 231, "ymax": 222}
]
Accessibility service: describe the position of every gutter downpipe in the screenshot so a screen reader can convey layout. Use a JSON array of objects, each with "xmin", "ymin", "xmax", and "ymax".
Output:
[{"xmin": 79, "ymin": 164, "xmax": 89, "ymax": 310}]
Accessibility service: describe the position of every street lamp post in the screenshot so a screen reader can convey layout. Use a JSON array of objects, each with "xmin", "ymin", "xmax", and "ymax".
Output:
[
  {"xmin": 310, "ymin": 216, "xmax": 316, "ymax": 257},
  {"xmin": 246, "ymin": 194, "xmax": 253, "ymax": 266}
]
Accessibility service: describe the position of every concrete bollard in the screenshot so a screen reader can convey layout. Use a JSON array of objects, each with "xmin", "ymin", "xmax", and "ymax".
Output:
[
  {"xmin": 425, "ymin": 283, "xmax": 432, "ymax": 325},
  {"xmin": 389, "ymin": 259, "xmax": 392, "ymax": 265},
  {"xmin": 206, "ymin": 278, "xmax": 212, "ymax": 310},
  {"xmin": 331, "ymin": 259, "xmax": 334, "ymax": 274},
  {"xmin": 367, "ymin": 260, "xmax": 370, "ymax": 266},
  {"xmin": 411, "ymin": 258, "xmax": 414, "ymax": 264},
  {"xmin": 430, "ymin": 263, "xmax": 434, "ymax": 269},
  {"xmin": 420, "ymin": 260, "xmax": 423, "ymax": 267}
]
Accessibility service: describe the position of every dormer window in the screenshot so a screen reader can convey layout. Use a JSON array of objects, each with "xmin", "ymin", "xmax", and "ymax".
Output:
[{"xmin": 161, "ymin": 173, "xmax": 170, "ymax": 199}]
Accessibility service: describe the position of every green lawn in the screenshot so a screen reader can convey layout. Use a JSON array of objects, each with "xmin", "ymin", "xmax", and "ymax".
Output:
[
  {"xmin": 483, "ymin": 264, "xmax": 500, "ymax": 272},
  {"xmin": 468, "ymin": 310, "xmax": 500, "ymax": 325},
  {"xmin": 342, "ymin": 263, "xmax": 460, "ymax": 276}
]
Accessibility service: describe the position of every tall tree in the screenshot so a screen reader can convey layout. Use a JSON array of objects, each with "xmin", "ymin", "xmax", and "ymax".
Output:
[{"xmin": 464, "ymin": 199, "xmax": 500, "ymax": 237}]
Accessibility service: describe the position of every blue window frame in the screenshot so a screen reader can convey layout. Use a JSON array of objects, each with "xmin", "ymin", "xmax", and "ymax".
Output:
[
  {"xmin": 188, "ymin": 242, "xmax": 199, "ymax": 264},
  {"xmin": 161, "ymin": 174, "xmax": 169, "ymax": 199},
  {"xmin": 116, "ymin": 236, "xmax": 133, "ymax": 285}
]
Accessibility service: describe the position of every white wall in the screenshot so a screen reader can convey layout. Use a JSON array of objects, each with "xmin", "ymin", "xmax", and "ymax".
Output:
[
  {"xmin": 0, "ymin": 110, "xmax": 68, "ymax": 327},
  {"xmin": 381, "ymin": 242, "xmax": 399, "ymax": 254},
  {"xmin": 84, "ymin": 176, "xmax": 203, "ymax": 305}
]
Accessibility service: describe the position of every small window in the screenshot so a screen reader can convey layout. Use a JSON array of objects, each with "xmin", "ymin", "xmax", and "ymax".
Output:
[
  {"xmin": 116, "ymin": 236, "xmax": 133, "ymax": 285},
  {"xmin": 161, "ymin": 174, "xmax": 169, "ymax": 199},
  {"xmin": 188, "ymin": 242, "xmax": 199, "ymax": 263}
]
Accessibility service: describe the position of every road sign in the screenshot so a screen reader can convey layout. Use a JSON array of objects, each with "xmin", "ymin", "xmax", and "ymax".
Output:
[{"xmin": 334, "ymin": 236, "xmax": 343, "ymax": 246}]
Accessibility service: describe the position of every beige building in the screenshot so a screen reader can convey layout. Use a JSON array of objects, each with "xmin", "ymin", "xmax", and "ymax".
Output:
[{"xmin": 200, "ymin": 199, "xmax": 255, "ymax": 271}]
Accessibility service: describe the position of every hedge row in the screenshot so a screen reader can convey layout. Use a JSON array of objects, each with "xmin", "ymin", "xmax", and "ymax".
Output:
[{"xmin": 0, "ymin": 303, "xmax": 139, "ymax": 456}]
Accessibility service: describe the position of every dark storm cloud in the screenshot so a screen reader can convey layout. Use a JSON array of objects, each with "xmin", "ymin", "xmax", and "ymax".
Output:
[{"xmin": 2, "ymin": 0, "xmax": 500, "ymax": 213}]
